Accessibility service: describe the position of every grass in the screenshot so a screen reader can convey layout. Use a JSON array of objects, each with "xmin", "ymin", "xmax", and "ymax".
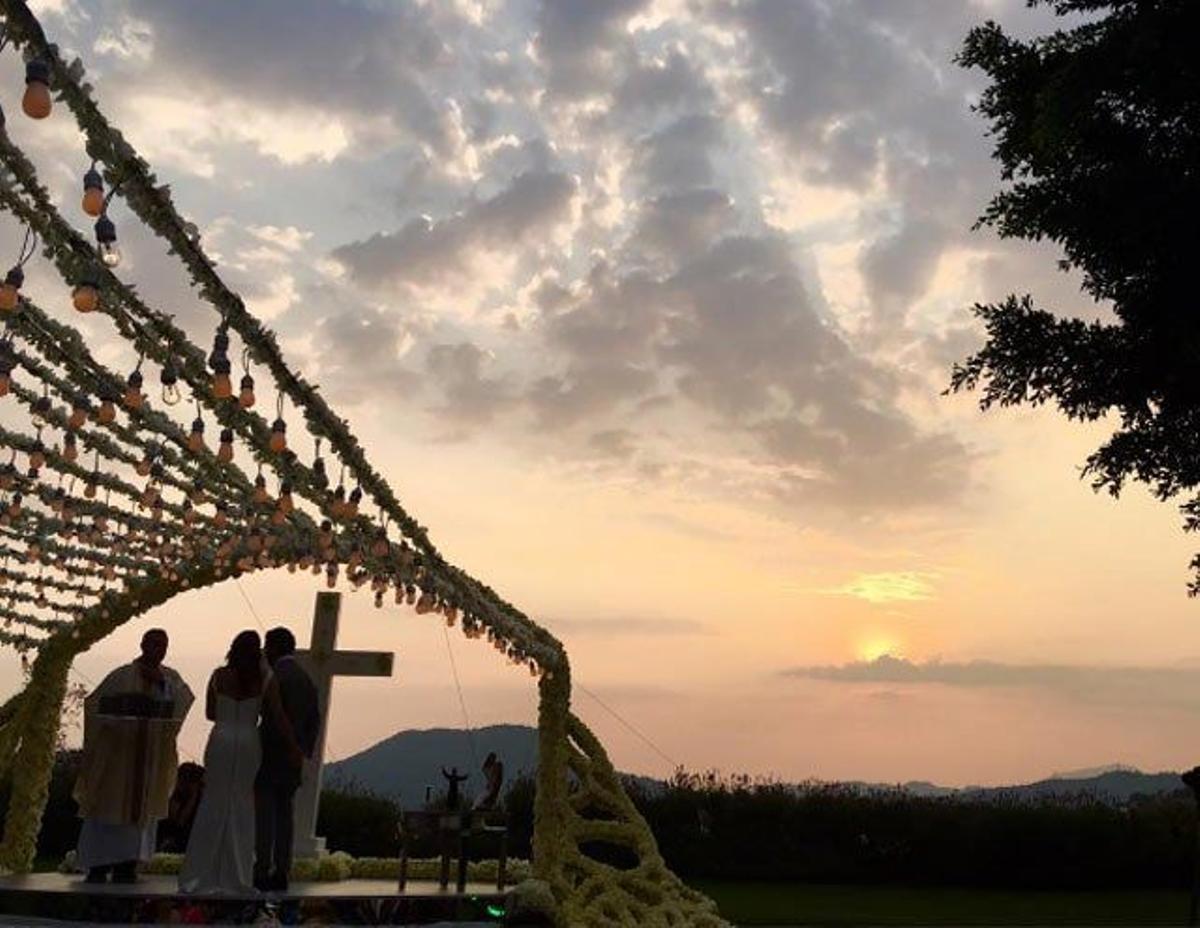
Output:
[{"xmin": 694, "ymin": 882, "xmax": 1194, "ymax": 926}]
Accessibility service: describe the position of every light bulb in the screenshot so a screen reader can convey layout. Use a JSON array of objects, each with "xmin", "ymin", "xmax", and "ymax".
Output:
[
  {"xmin": 238, "ymin": 374, "xmax": 256, "ymax": 409},
  {"xmin": 0, "ymin": 372, "xmax": 10, "ymax": 397},
  {"xmin": 22, "ymin": 60, "xmax": 52, "ymax": 120},
  {"xmin": 73, "ymin": 283, "xmax": 98, "ymax": 313},
  {"xmin": 269, "ymin": 418, "xmax": 287, "ymax": 453},
  {"xmin": 68, "ymin": 402, "xmax": 88, "ymax": 430},
  {"xmin": 161, "ymin": 383, "xmax": 182, "ymax": 406},
  {"xmin": 84, "ymin": 480, "xmax": 97, "ymax": 500},
  {"xmin": 218, "ymin": 439, "xmax": 234, "ymax": 464},
  {"xmin": 0, "ymin": 267, "xmax": 23, "ymax": 313},
  {"xmin": 63, "ymin": 437, "xmax": 78, "ymax": 463},
  {"xmin": 212, "ymin": 372, "xmax": 232, "ymax": 400},
  {"xmin": 99, "ymin": 241, "xmax": 122, "ymax": 268},
  {"xmin": 97, "ymin": 399, "xmax": 116, "ymax": 424},
  {"xmin": 82, "ymin": 169, "xmax": 105, "ymax": 217}
]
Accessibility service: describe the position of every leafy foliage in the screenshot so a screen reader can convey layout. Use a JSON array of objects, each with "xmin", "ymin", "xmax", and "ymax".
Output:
[{"xmin": 951, "ymin": 0, "xmax": 1200, "ymax": 587}]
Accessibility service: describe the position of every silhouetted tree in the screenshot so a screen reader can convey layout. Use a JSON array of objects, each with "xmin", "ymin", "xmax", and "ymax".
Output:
[{"xmin": 952, "ymin": 0, "xmax": 1200, "ymax": 588}]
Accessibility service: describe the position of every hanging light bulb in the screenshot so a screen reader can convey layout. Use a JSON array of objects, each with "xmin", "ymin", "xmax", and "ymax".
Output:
[
  {"xmin": 329, "ymin": 484, "xmax": 346, "ymax": 519},
  {"xmin": 30, "ymin": 394, "xmax": 52, "ymax": 430},
  {"xmin": 72, "ymin": 277, "xmax": 99, "ymax": 313},
  {"xmin": 159, "ymin": 362, "xmax": 181, "ymax": 406},
  {"xmin": 96, "ymin": 391, "xmax": 116, "ymax": 424},
  {"xmin": 135, "ymin": 452, "xmax": 152, "ymax": 477},
  {"xmin": 253, "ymin": 472, "xmax": 269, "ymax": 505},
  {"xmin": 0, "ymin": 357, "xmax": 13, "ymax": 398},
  {"xmin": 371, "ymin": 529, "xmax": 389, "ymax": 558},
  {"xmin": 82, "ymin": 167, "xmax": 105, "ymax": 217},
  {"xmin": 347, "ymin": 486, "xmax": 362, "ymax": 518},
  {"xmin": 269, "ymin": 417, "xmax": 287, "ymax": 453},
  {"xmin": 29, "ymin": 440, "xmax": 46, "ymax": 471},
  {"xmin": 211, "ymin": 355, "xmax": 232, "ymax": 399},
  {"xmin": 217, "ymin": 427, "xmax": 234, "ymax": 463},
  {"xmin": 326, "ymin": 563, "xmax": 339, "ymax": 589},
  {"xmin": 68, "ymin": 396, "xmax": 89, "ymax": 430},
  {"xmin": 124, "ymin": 368, "xmax": 144, "ymax": 409},
  {"xmin": 0, "ymin": 267, "xmax": 23, "ymax": 314},
  {"xmin": 22, "ymin": 58, "xmax": 52, "ymax": 120},
  {"xmin": 238, "ymin": 373, "xmax": 256, "ymax": 409},
  {"xmin": 84, "ymin": 477, "xmax": 97, "ymax": 500},
  {"xmin": 94, "ymin": 215, "xmax": 121, "ymax": 268},
  {"xmin": 188, "ymin": 417, "xmax": 206, "ymax": 454},
  {"xmin": 312, "ymin": 455, "xmax": 328, "ymax": 489},
  {"xmin": 7, "ymin": 492, "xmax": 22, "ymax": 518},
  {"xmin": 278, "ymin": 480, "xmax": 294, "ymax": 514},
  {"xmin": 208, "ymin": 328, "xmax": 232, "ymax": 399},
  {"xmin": 62, "ymin": 432, "xmax": 78, "ymax": 463}
]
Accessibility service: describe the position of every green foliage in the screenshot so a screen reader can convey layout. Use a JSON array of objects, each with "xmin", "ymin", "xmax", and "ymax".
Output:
[
  {"xmin": 635, "ymin": 770, "xmax": 1195, "ymax": 889},
  {"xmin": 951, "ymin": 0, "xmax": 1200, "ymax": 588},
  {"xmin": 314, "ymin": 784, "xmax": 401, "ymax": 858}
]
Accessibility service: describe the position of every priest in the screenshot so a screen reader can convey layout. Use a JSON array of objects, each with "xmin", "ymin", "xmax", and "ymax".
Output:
[{"xmin": 73, "ymin": 628, "xmax": 193, "ymax": 883}]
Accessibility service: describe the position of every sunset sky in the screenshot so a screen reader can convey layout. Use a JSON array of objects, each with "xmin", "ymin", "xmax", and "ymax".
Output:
[{"xmin": 3, "ymin": 0, "xmax": 1199, "ymax": 789}]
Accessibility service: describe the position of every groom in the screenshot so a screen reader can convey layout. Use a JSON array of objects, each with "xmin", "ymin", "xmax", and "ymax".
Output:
[{"xmin": 254, "ymin": 627, "xmax": 320, "ymax": 892}]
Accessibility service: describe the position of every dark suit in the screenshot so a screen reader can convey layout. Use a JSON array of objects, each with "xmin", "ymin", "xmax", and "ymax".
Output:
[{"xmin": 255, "ymin": 656, "xmax": 319, "ymax": 883}]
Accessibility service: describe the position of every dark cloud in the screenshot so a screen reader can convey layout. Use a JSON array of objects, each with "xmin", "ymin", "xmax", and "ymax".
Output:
[
  {"xmin": 633, "ymin": 114, "xmax": 724, "ymax": 193},
  {"xmin": 332, "ymin": 170, "xmax": 577, "ymax": 289},
  {"xmin": 532, "ymin": 0, "xmax": 648, "ymax": 99},
  {"xmin": 423, "ymin": 342, "xmax": 515, "ymax": 427},
  {"xmin": 784, "ymin": 655, "xmax": 1200, "ymax": 712},
  {"xmin": 127, "ymin": 0, "xmax": 464, "ymax": 153},
  {"xmin": 311, "ymin": 300, "xmax": 420, "ymax": 407}
]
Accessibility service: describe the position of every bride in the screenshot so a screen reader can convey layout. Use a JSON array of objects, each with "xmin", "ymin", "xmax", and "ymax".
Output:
[{"xmin": 179, "ymin": 630, "xmax": 302, "ymax": 895}]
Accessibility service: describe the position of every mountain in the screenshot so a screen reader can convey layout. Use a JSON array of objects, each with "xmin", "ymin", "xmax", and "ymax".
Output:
[
  {"xmin": 965, "ymin": 769, "xmax": 1184, "ymax": 805},
  {"xmin": 325, "ymin": 725, "xmax": 1188, "ymax": 808},
  {"xmin": 325, "ymin": 724, "xmax": 538, "ymax": 805}
]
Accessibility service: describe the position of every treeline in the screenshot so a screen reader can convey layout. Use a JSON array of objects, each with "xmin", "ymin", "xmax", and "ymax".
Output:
[{"xmin": 5, "ymin": 753, "xmax": 1197, "ymax": 889}]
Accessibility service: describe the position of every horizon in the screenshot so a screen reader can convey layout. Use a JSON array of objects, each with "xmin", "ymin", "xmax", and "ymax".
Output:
[{"xmin": 6, "ymin": 0, "xmax": 1200, "ymax": 791}]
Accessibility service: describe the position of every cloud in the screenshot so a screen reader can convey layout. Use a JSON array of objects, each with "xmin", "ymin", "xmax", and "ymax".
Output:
[
  {"xmin": 532, "ymin": 0, "xmax": 648, "ymax": 99},
  {"xmin": 551, "ymin": 616, "xmax": 708, "ymax": 636},
  {"xmin": 332, "ymin": 170, "xmax": 577, "ymax": 290},
  {"xmin": 124, "ymin": 0, "xmax": 465, "ymax": 155},
  {"xmin": 783, "ymin": 655, "xmax": 1200, "ymax": 712},
  {"xmin": 819, "ymin": 572, "xmax": 938, "ymax": 604}
]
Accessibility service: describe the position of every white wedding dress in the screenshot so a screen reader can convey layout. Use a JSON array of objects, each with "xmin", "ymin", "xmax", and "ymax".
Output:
[{"xmin": 178, "ymin": 689, "xmax": 263, "ymax": 895}]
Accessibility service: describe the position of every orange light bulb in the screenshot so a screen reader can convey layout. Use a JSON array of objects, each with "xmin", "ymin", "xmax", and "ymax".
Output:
[
  {"xmin": 73, "ymin": 284, "xmax": 98, "ymax": 313},
  {"xmin": 22, "ymin": 81, "xmax": 51, "ymax": 120},
  {"xmin": 212, "ymin": 372, "xmax": 232, "ymax": 400},
  {"xmin": 97, "ymin": 400, "xmax": 115, "ymax": 424},
  {"xmin": 0, "ymin": 284, "xmax": 18, "ymax": 313},
  {"xmin": 82, "ymin": 187, "xmax": 105, "ymax": 218}
]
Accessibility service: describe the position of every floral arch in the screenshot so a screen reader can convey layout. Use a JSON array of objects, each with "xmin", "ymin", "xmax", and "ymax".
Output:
[{"xmin": 0, "ymin": 3, "xmax": 725, "ymax": 925}]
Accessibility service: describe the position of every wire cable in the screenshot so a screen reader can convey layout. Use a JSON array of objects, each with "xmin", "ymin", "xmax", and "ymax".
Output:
[{"xmin": 576, "ymin": 681, "xmax": 678, "ymax": 770}]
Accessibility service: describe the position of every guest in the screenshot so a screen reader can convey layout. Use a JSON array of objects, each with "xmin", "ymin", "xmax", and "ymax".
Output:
[
  {"xmin": 474, "ymin": 753, "xmax": 504, "ymax": 810},
  {"xmin": 441, "ymin": 766, "xmax": 469, "ymax": 810},
  {"xmin": 158, "ymin": 763, "xmax": 204, "ymax": 853},
  {"xmin": 73, "ymin": 629, "xmax": 194, "ymax": 884}
]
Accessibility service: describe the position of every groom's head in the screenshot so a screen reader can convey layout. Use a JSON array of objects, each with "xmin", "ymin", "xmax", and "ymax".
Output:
[{"xmin": 264, "ymin": 627, "xmax": 296, "ymax": 667}]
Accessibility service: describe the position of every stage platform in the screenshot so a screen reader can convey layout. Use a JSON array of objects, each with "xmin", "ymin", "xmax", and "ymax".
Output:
[{"xmin": 0, "ymin": 873, "xmax": 507, "ymax": 925}]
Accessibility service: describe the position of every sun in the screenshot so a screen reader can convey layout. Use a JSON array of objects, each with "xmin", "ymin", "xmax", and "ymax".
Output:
[{"xmin": 857, "ymin": 636, "xmax": 900, "ymax": 663}]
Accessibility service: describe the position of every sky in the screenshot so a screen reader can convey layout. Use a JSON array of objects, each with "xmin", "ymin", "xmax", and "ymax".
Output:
[{"xmin": 3, "ymin": 0, "xmax": 1200, "ymax": 789}]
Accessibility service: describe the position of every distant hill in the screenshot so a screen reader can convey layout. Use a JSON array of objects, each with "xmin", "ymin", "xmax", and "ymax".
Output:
[
  {"xmin": 964, "ymin": 768, "xmax": 1184, "ymax": 805},
  {"xmin": 326, "ymin": 726, "xmax": 1187, "ymax": 808},
  {"xmin": 325, "ymin": 724, "xmax": 538, "ymax": 806}
]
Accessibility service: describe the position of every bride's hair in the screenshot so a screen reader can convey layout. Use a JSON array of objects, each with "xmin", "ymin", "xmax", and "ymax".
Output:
[{"xmin": 226, "ymin": 630, "xmax": 263, "ymax": 691}]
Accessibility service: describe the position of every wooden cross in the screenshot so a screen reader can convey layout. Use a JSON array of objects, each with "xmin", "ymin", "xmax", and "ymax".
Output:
[{"xmin": 292, "ymin": 591, "xmax": 394, "ymax": 858}]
